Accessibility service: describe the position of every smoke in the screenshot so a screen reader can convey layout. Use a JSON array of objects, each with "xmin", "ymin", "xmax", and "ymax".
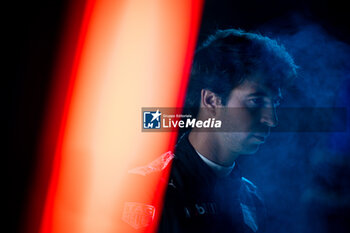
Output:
[{"xmin": 238, "ymin": 15, "xmax": 350, "ymax": 233}]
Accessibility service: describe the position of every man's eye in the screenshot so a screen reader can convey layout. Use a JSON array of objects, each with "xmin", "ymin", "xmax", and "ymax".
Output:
[{"xmin": 248, "ymin": 98, "xmax": 264, "ymax": 106}]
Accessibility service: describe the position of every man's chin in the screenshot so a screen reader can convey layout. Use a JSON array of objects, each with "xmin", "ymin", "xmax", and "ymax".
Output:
[{"xmin": 240, "ymin": 144, "xmax": 260, "ymax": 155}]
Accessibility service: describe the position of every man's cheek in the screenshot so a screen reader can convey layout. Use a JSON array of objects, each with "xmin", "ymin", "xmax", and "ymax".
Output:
[
  {"xmin": 248, "ymin": 111, "xmax": 264, "ymax": 131},
  {"xmin": 223, "ymin": 109, "xmax": 255, "ymax": 132}
]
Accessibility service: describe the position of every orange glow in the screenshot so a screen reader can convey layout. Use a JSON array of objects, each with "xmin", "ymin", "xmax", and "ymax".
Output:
[{"xmin": 29, "ymin": 0, "xmax": 203, "ymax": 233}]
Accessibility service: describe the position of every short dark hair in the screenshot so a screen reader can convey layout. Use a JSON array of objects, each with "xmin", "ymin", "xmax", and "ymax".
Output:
[{"xmin": 184, "ymin": 29, "xmax": 298, "ymax": 117}]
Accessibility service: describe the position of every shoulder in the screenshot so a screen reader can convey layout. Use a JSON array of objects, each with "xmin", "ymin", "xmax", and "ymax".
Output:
[
  {"xmin": 240, "ymin": 177, "xmax": 267, "ymax": 232},
  {"xmin": 128, "ymin": 151, "xmax": 174, "ymax": 176},
  {"xmin": 240, "ymin": 176, "xmax": 264, "ymax": 204},
  {"xmin": 119, "ymin": 151, "xmax": 175, "ymax": 230},
  {"xmin": 241, "ymin": 177, "xmax": 257, "ymax": 193}
]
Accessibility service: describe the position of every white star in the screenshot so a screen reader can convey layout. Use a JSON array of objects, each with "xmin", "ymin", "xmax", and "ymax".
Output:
[{"xmin": 151, "ymin": 110, "xmax": 161, "ymax": 122}]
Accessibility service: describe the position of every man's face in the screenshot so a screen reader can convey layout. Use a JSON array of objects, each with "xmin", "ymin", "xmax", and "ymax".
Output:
[{"xmin": 216, "ymin": 77, "xmax": 282, "ymax": 155}]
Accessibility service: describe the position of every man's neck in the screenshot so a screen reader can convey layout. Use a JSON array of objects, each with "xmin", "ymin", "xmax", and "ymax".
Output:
[
  {"xmin": 188, "ymin": 131, "xmax": 239, "ymax": 166},
  {"xmin": 196, "ymin": 149, "xmax": 235, "ymax": 177}
]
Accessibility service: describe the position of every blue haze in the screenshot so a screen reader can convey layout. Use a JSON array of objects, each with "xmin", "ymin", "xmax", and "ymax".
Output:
[{"xmin": 238, "ymin": 16, "xmax": 350, "ymax": 233}]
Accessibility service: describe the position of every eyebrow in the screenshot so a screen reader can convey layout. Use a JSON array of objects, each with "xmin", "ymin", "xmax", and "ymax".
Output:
[{"xmin": 246, "ymin": 91, "xmax": 283, "ymax": 101}]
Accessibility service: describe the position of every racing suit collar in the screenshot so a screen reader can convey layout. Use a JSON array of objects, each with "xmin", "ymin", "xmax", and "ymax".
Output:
[{"xmin": 174, "ymin": 132, "xmax": 242, "ymax": 184}]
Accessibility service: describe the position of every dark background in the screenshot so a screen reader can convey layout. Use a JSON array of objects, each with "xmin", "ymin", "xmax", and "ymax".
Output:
[
  {"xmin": 9, "ymin": 1, "xmax": 70, "ymax": 232},
  {"xmin": 8, "ymin": 0, "xmax": 350, "ymax": 232}
]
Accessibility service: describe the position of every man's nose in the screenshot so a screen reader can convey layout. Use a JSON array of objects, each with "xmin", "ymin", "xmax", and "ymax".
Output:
[{"xmin": 260, "ymin": 107, "xmax": 278, "ymax": 128}]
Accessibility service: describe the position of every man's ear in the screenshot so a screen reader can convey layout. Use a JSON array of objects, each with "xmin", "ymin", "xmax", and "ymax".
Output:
[{"xmin": 200, "ymin": 89, "xmax": 222, "ymax": 115}]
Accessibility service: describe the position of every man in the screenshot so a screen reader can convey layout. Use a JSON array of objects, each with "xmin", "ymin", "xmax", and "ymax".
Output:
[{"xmin": 123, "ymin": 29, "xmax": 297, "ymax": 233}]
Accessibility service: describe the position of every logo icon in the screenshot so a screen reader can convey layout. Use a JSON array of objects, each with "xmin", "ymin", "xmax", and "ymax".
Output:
[
  {"xmin": 122, "ymin": 202, "xmax": 156, "ymax": 229},
  {"xmin": 143, "ymin": 109, "xmax": 161, "ymax": 129}
]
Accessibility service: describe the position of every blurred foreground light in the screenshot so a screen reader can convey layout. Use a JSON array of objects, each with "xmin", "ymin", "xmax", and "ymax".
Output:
[{"xmin": 26, "ymin": 0, "xmax": 203, "ymax": 233}]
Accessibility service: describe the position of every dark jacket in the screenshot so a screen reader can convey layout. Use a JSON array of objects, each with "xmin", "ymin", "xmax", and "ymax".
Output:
[
  {"xmin": 158, "ymin": 134, "xmax": 266, "ymax": 233},
  {"xmin": 121, "ymin": 134, "xmax": 266, "ymax": 233}
]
